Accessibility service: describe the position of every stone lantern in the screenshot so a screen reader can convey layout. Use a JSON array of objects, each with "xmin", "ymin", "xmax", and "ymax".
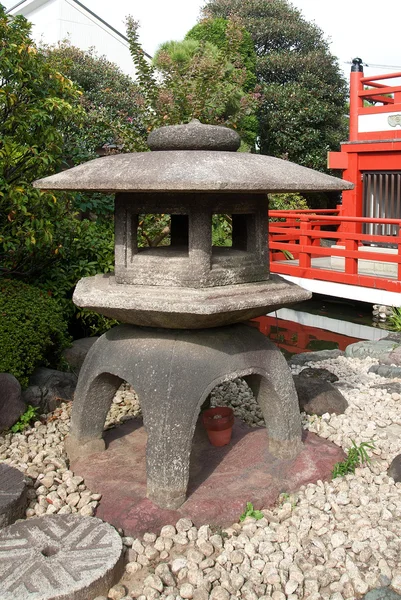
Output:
[{"xmin": 34, "ymin": 120, "xmax": 352, "ymax": 510}]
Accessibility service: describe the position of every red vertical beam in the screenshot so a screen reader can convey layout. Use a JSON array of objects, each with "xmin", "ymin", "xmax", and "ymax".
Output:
[
  {"xmin": 349, "ymin": 58, "xmax": 364, "ymax": 142},
  {"xmin": 341, "ymin": 152, "xmax": 362, "ymax": 233},
  {"xmin": 345, "ymin": 239, "xmax": 358, "ymax": 275},
  {"xmin": 338, "ymin": 59, "xmax": 365, "ymax": 234},
  {"xmin": 299, "ymin": 218, "xmax": 311, "ymax": 268}
]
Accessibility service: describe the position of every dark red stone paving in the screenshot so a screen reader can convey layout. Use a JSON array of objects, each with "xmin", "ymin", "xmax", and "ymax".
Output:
[{"xmin": 71, "ymin": 418, "xmax": 345, "ymax": 536}]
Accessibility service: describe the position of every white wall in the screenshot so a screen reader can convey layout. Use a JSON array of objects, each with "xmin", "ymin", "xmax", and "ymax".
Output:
[
  {"xmin": 16, "ymin": 0, "xmax": 63, "ymax": 46},
  {"xmin": 359, "ymin": 112, "xmax": 401, "ymax": 134},
  {"xmin": 10, "ymin": 0, "xmax": 136, "ymax": 76}
]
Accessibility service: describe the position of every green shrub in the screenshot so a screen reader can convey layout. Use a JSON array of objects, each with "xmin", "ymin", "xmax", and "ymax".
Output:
[
  {"xmin": 33, "ymin": 217, "xmax": 115, "ymax": 338},
  {"xmin": 0, "ymin": 279, "xmax": 71, "ymax": 387},
  {"xmin": 74, "ymin": 309, "xmax": 118, "ymax": 337},
  {"xmin": 10, "ymin": 405, "xmax": 39, "ymax": 433},
  {"xmin": 239, "ymin": 502, "xmax": 264, "ymax": 522},
  {"xmin": 331, "ymin": 440, "xmax": 374, "ymax": 479},
  {"xmin": 389, "ymin": 306, "xmax": 401, "ymax": 331},
  {"xmin": 269, "ymin": 193, "xmax": 309, "ymax": 212},
  {"xmin": 186, "ymin": 17, "xmax": 257, "ymax": 92}
]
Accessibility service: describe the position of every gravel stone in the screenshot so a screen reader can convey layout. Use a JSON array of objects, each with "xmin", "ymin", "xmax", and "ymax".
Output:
[
  {"xmin": 193, "ymin": 588, "xmax": 209, "ymax": 600},
  {"xmin": 209, "ymin": 586, "xmax": 230, "ymax": 600},
  {"xmin": 197, "ymin": 525, "xmax": 211, "ymax": 539},
  {"xmin": 132, "ymin": 539, "xmax": 145, "ymax": 554},
  {"xmin": 176, "ymin": 517, "xmax": 193, "ymax": 532},
  {"xmin": 171, "ymin": 557, "xmax": 188, "ymax": 574},
  {"xmin": 3, "ymin": 353, "xmax": 401, "ymax": 600},
  {"xmin": 108, "ymin": 584, "xmax": 127, "ymax": 599},
  {"xmin": 143, "ymin": 574, "xmax": 164, "ymax": 592},
  {"xmin": 187, "ymin": 549, "xmax": 204, "ymax": 564},
  {"xmin": 155, "ymin": 563, "xmax": 175, "ymax": 587},
  {"xmin": 196, "ymin": 539, "xmax": 214, "ymax": 557},
  {"xmin": 125, "ymin": 562, "xmax": 141, "ymax": 574},
  {"xmin": 331, "ymin": 531, "xmax": 347, "ymax": 549},
  {"xmin": 160, "ymin": 525, "xmax": 176, "ymax": 538},
  {"xmin": 180, "ymin": 583, "xmax": 195, "ymax": 598},
  {"xmin": 144, "ymin": 545, "xmax": 159, "ymax": 560}
]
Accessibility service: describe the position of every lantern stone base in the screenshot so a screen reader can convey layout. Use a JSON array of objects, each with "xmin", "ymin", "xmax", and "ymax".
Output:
[
  {"xmin": 70, "ymin": 423, "xmax": 345, "ymax": 536},
  {"xmin": 73, "ymin": 273, "xmax": 311, "ymax": 329},
  {"xmin": 65, "ymin": 323, "xmax": 303, "ymax": 510}
]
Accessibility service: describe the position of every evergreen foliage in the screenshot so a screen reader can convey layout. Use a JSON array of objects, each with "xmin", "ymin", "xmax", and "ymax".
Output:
[
  {"xmin": 0, "ymin": 279, "xmax": 70, "ymax": 387},
  {"xmin": 203, "ymin": 0, "xmax": 348, "ymax": 172},
  {"xmin": 126, "ymin": 16, "xmax": 261, "ymax": 150},
  {"xmin": 186, "ymin": 17, "xmax": 257, "ymax": 91},
  {"xmin": 0, "ymin": 7, "xmax": 83, "ymax": 278},
  {"xmin": 0, "ymin": 10, "xmax": 116, "ymax": 338},
  {"xmin": 44, "ymin": 43, "xmax": 145, "ymax": 163}
]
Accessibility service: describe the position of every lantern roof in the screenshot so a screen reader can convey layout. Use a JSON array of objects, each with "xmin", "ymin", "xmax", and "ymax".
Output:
[{"xmin": 34, "ymin": 120, "xmax": 353, "ymax": 194}]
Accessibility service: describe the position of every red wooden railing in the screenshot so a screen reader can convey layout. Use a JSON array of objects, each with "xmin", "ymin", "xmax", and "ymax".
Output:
[
  {"xmin": 269, "ymin": 210, "xmax": 401, "ymax": 293},
  {"xmin": 359, "ymin": 71, "xmax": 401, "ymax": 105},
  {"xmin": 350, "ymin": 69, "xmax": 401, "ymax": 140}
]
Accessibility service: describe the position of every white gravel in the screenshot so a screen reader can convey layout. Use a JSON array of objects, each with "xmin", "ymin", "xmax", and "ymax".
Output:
[
  {"xmin": 1, "ymin": 355, "xmax": 401, "ymax": 599},
  {"xmin": 0, "ymin": 383, "xmax": 141, "ymax": 519}
]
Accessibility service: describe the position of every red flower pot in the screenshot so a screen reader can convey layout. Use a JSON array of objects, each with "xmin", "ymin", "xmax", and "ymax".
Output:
[{"xmin": 202, "ymin": 406, "xmax": 234, "ymax": 447}]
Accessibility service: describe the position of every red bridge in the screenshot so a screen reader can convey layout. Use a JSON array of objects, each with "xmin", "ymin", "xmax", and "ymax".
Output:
[{"xmin": 269, "ymin": 59, "xmax": 401, "ymax": 307}]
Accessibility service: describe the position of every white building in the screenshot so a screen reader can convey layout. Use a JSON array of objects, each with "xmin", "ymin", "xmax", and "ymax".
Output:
[{"xmin": 6, "ymin": 0, "xmax": 151, "ymax": 75}]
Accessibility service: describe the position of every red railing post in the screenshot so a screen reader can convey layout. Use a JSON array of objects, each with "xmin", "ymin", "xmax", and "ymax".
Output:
[
  {"xmin": 345, "ymin": 238, "xmax": 358, "ymax": 275},
  {"xmin": 299, "ymin": 217, "xmax": 311, "ymax": 268},
  {"xmin": 311, "ymin": 223, "xmax": 321, "ymax": 248},
  {"xmin": 269, "ymin": 211, "xmax": 401, "ymax": 293},
  {"xmin": 350, "ymin": 58, "xmax": 364, "ymax": 142}
]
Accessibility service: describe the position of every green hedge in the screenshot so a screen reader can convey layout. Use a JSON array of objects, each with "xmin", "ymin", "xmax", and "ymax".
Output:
[{"xmin": 0, "ymin": 279, "xmax": 71, "ymax": 387}]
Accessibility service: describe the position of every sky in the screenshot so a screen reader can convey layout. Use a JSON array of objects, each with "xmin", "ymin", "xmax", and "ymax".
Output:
[{"xmin": 4, "ymin": 0, "xmax": 401, "ymax": 80}]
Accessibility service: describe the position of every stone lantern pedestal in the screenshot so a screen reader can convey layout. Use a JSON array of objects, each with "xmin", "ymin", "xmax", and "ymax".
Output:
[
  {"xmin": 65, "ymin": 323, "xmax": 303, "ymax": 509},
  {"xmin": 35, "ymin": 120, "xmax": 352, "ymax": 510}
]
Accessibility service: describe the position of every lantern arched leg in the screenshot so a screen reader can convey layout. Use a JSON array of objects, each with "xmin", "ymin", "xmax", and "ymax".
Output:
[{"xmin": 65, "ymin": 324, "xmax": 302, "ymax": 510}]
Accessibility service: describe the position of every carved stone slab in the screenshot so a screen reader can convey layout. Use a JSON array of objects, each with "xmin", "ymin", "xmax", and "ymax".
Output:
[
  {"xmin": 73, "ymin": 273, "xmax": 311, "ymax": 329},
  {"xmin": 0, "ymin": 515, "xmax": 124, "ymax": 600},
  {"xmin": 0, "ymin": 464, "xmax": 28, "ymax": 528}
]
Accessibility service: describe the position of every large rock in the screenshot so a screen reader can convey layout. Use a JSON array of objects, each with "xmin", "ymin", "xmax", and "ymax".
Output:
[
  {"xmin": 369, "ymin": 364, "xmax": 401, "ymax": 379},
  {"xmin": 0, "ymin": 373, "xmax": 25, "ymax": 431},
  {"xmin": 62, "ymin": 337, "xmax": 99, "ymax": 373},
  {"xmin": 296, "ymin": 367, "xmax": 339, "ymax": 384},
  {"xmin": 383, "ymin": 331, "xmax": 401, "ymax": 344},
  {"xmin": 28, "ymin": 368, "xmax": 77, "ymax": 412},
  {"xmin": 362, "ymin": 588, "xmax": 401, "ymax": 599},
  {"xmin": 345, "ymin": 340, "xmax": 399, "ymax": 360},
  {"xmin": 293, "ymin": 372, "xmax": 348, "ymax": 416},
  {"xmin": 388, "ymin": 454, "xmax": 401, "ymax": 482},
  {"xmin": 0, "ymin": 464, "xmax": 28, "ymax": 528},
  {"xmin": 381, "ymin": 345, "xmax": 401, "ymax": 366},
  {"xmin": 289, "ymin": 349, "xmax": 344, "ymax": 366},
  {"xmin": 350, "ymin": 338, "xmax": 401, "ymax": 378},
  {"xmin": 21, "ymin": 385, "xmax": 45, "ymax": 411}
]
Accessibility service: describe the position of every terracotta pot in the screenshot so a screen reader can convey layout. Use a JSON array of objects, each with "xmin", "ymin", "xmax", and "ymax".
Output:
[{"xmin": 202, "ymin": 406, "xmax": 234, "ymax": 447}]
